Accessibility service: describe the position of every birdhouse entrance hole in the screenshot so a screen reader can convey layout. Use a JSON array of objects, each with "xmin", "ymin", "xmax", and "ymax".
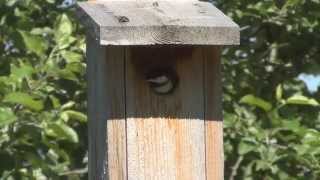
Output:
[{"xmin": 131, "ymin": 47, "xmax": 194, "ymax": 95}]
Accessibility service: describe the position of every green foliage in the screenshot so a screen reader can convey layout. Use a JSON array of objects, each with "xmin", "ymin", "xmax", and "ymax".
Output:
[
  {"xmin": 286, "ymin": 94, "xmax": 319, "ymax": 106},
  {"xmin": 0, "ymin": 0, "xmax": 87, "ymax": 179},
  {"xmin": 0, "ymin": 0, "xmax": 319, "ymax": 179},
  {"xmin": 240, "ymin": 94, "xmax": 272, "ymax": 112},
  {"xmin": 0, "ymin": 108, "xmax": 17, "ymax": 127},
  {"xmin": 4, "ymin": 92, "xmax": 44, "ymax": 111},
  {"xmin": 218, "ymin": 0, "xmax": 320, "ymax": 179}
]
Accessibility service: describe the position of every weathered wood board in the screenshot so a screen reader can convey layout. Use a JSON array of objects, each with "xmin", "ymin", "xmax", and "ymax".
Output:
[
  {"xmin": 87, "ymin": 35, "xmax": 127, "ymax": 180},
  {"xmin": 76, "ymin": 0, "xmax": 239, "ymax": 45}
]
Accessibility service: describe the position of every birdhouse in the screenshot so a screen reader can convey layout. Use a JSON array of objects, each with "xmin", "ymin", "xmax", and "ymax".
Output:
[{"xmin": 75, "ymin": 0, "xmax": 239, "ymax": 179}]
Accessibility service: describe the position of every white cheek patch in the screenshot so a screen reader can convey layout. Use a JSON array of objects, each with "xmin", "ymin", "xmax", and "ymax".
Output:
[
  {"xmin": 152, "ymin": 81, "xmax": 174, "ymax": 94},
  {"xmin": 146, "ymin": 75, "xmax": 169, "ymax": 84}
]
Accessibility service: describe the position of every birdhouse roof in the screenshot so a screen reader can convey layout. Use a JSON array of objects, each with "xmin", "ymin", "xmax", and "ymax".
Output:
[{"xmin": 76, "ymin": 0, "xmax": 240, "ymax": 45}]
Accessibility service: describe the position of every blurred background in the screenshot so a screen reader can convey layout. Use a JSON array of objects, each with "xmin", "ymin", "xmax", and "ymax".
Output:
[{"xmin": 0, "ymin": 0, "xmax": 319, "ymax": 179}]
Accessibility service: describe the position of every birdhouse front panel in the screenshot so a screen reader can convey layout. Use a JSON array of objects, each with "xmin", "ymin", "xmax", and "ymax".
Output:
[{"xmin": 124, "ymin": 46, "xmax": 223, "ymax": 180}]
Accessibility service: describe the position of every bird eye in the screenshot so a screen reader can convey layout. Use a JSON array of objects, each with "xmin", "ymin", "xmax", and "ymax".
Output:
[{"xmin": 145, "ymin": 68, "xmax": 179, "ymax": 95}]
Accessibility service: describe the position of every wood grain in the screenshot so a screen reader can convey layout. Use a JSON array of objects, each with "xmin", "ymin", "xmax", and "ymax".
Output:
[
  {"xmin": 125, "ymin": 47, "xmax": 206, "ymax": 180},
  {"xmin": 105, "ymin": 47, "xmax": 127, "ymax": 180},
  {"xmin": 76, "ymin": 0, "xmax": 240, "ymax": 45},
  {"xmin": 86, "ymin": 35, "xmax": 127, "ymax": 180},
  {"xmin": 204, "ymin": 47, "xmax": 224, "ymax": 180},
  {"xmin": 87, "ymin": 35, "xmax": 224, "ymax": 179},
  {"xmin": 87, "ymin": 34, "xmax": 105, "ymax": 180}
]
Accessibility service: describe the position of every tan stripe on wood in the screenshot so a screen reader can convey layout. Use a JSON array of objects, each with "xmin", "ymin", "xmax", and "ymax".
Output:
[
  {"xmin": 206, "ymin": 121, "xmax": 223, "ymax": 180},
  {"xmin": 204, "ymin": 47, "xmax": 224, "ymax": 180},
  {"xmin": 105, "ymin": 47, "xmax": 127, "ymax": 180}
]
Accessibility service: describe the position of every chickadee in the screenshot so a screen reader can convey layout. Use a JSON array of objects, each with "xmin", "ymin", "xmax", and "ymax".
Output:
[{"xmin": 145, "ymin": 68, "xmax": 179, "ymax": 95}]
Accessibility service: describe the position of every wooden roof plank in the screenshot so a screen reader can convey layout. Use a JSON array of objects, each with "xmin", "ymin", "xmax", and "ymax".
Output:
[{"xmin": 76, "ymin": 0, "xmax": 240, "ymax": 45}]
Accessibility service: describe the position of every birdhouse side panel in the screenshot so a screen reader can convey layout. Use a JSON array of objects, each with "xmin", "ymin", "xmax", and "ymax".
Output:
[{"xmin": 86, "ymin": 35, "xmax": 127, "ymax": 180}]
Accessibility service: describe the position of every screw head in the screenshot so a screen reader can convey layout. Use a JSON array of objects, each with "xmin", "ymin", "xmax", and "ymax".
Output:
[{"xmin": 116, "ymin": 16, "xmax": 129, "ymax": 23}]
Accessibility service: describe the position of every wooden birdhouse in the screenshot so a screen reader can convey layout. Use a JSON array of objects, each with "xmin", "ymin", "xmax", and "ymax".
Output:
[{"xmin": 75, "ymin": 0, "xmax": 239, "ymax": 179}]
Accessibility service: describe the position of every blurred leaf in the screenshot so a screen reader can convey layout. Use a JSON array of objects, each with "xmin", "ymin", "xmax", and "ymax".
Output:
[
  {"xmin": 238, "ymin": 141, "xmax": 257, "ymax": 155},
  {"xmin": 56, "ymin": 36, "xmax": 77, "ymax": 50},
  {"xmin": 56, "ymin": 14, "xmax": 72, "ymax": 36},
  {"xmin": 6, "ymin": 0, "xmax": 18, "ymax": 6},
  {"xmin": 62, "ymin": 51, "xmax": 82, "ymax": 63},
  {"xmin": 285, "ymin": 0, "xmax": 302, "ymax": 7},
  {"xmin": 46, "ymin": 0, "xmax": 55, "ymax": 4},
  {"xmin": 55, "ymin": 14, "xmax": 74, "ymax": 48},
  {"xmin": 3, "ymin": 92, "xmax": 44, "ymax": 111},
  {"xmin": 302, "ymin": 129, "xmax": 320, "ymax": 144},
  {"xmin": 240, "ymin": 94, "xmax": 272, "ymax": 111},
  {"xmin": 255, "ymin": 160, "xmax": 270, "ymax": 171},
  {"xmin": 276, "ymin": 84, "xmax": 283, "ymax": 101},
  {"xmin": 49, "ymin": 95, "xmax": 61, "ymax": 109},
  {"xmin": 281, "ymin": 119, "xmax": 302, "ymax": 133},
  {"xmin": 66, "ymin": 63, "xmax": 85, "ymax": 75},
  {"xmin": 0, "ymin": 107, "xmax": 17, "ymax": 127},
  {"xmin": 57, "ymin": 69, "xmax": 78, "ymax": 81},
  {"xmin": 62, "ymin": 110, "xmax": 87, "ymax": 123},
  {"xmin": 19, "ymin": 31, "xmax": 48, "ymax": 56},
  {"xmin": 47, "ymin": 122, "xmax": 79, "ymax": 143},
  {"xmin": 10, "ymin": 63, "xmax": 34, "ymax": 80},
  {"xmin": 30, "ymin": 27, "xmax": 53, "ymax": 35},
  {"xmin": 61, "ymin": 101, "xmax": 75, "ymax": 110},
  {"xmin": 286, "ymin": 95, "xmax": 319, "ymax": 106}
]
